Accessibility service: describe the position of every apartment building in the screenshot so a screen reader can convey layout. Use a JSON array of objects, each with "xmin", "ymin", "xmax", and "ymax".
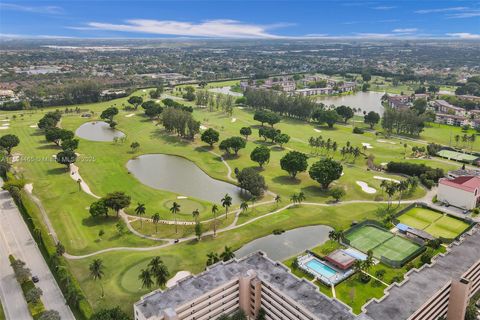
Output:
[
  {"xmin": 134, "ymin": 252, "xmax": 356, "ymax": 320},
  {"xmin": 363, "ymin": 226, "xmax": 480, "ymax": 320},
  {"xmin": 433, "ymin": 100, "xmax": 466, "ymax": 116},
  {"xmin": 434, "ymin": 113, "xmax": 470, "ymax": 126}
]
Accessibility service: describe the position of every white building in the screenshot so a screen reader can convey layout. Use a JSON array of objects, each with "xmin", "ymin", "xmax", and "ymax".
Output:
[{"xmin": 438, "ymin": 176, "xmax": 480, "ymax": 210}]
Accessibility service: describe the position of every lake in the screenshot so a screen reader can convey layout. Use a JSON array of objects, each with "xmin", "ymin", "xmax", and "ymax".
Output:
[
  {"xmin": 75, "ymin": 121, "xmax": 125, "ymax": 142},
  {"xmin": 235, "ymin": 225, "xmax": 333, "ymax": 261},
  {"xmin": 317, "ymin": 91, "xmax": 385, "ymax": 114},
  {"xmin": 126, "ymin": 154, "xmax": 246, "ymax": 204}
]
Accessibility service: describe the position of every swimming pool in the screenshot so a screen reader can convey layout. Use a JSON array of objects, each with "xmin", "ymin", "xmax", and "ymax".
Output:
[{"xmin": 305, "ymin": 258, "xmax": 337, "ymax": 278}]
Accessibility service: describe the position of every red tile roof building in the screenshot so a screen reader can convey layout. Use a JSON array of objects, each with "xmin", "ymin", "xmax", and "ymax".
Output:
[{"xmin": 438, "ymin": 176, "xmax": 480, "ymax": 210}]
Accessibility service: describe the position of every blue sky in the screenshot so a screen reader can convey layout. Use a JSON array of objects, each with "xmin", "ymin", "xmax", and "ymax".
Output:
[{"xmin": 0, "ymin": 0, "xmax": 479, "ymax": 39}]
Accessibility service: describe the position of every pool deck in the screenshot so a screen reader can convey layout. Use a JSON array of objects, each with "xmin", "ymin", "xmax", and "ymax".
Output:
[{"xmin": 298, "ymin": 254, "xmax": 354, "ymax": 286}]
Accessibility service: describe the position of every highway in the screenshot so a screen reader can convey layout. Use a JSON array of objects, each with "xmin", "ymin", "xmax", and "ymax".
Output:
[{"xmin": 0, "ymin": 184, "xmax": 75, "ymax": 320}]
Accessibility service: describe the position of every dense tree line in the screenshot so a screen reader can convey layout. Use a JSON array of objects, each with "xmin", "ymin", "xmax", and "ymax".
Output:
[
  {"xmin": 382, "ymin": 107, "xmax": 426, "ymax": 137},
  {"xmin": 161, "ymin": 107, "xmax": 200, "ymax": 140},
  {"xmin": 456, "ymin": 76, "xmax": 480, "ymax": 97},
  {"xmin": 386, "ymin": 162, "xmax": 444, "ymax": 188},
  {"xmin": 244, "ymin": 89, "xmax": 316, "ymax": 120}
]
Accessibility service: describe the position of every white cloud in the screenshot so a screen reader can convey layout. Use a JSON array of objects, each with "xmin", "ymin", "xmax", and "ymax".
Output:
[
  {"xmin": 393, "ymin": 28, "xmax": 418, "ymax": 33},
  {"xmin": 447, "ymin": 10, "xmax": 480, "ymax": 18},
  {"xmin": 446, "ymin": 33, "xmax": 480, "ymax": 39},
  {"xmin": 73, "ymin": 19, "xmax": 286, "ymax": 38},
  {"xmin": 414, "ymin": 7, "xmax": 468, "ymax": 14},
  {"xmin": 0, "ymin": 3, "xmax": 63, "ymax": 14},
  {"xmin": 372, "ymin": 6, "xmax": 396, "ymax": 10},
  {"xmin": 0, "ymin": 33, "xmax": 74, "ymax": 39}
]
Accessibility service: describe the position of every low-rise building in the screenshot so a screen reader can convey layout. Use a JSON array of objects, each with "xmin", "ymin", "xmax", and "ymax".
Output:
[
  {"xmin": 387, "ymin": 95, "xmax": 411, "ymax": 110},
  {"xmin": 435, "ymin": 113, "xmax": 471, "ymax": 126},
  {"xmin": 434, "ymin": 100, "xmax": 466, "ymax": 116},
  {"xmin": 438, "ymin": 176, "xmax": 480, "ymax": 210}
]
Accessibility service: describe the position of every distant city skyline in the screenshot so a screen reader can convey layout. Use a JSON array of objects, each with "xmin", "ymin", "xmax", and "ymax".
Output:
[{"xmin": 0, "ymin": 0, "xmax": 479, "ymax": 40}]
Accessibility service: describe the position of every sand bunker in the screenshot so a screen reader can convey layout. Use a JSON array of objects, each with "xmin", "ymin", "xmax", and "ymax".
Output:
[
  {"xmin": 200, "ymin": 125, "xmax": 208, "ymax": 130},
  {"xmin": 356, "ymin": 181, "xmax": 377, "ymax": 194},
  {"xmin": 177, "ymin": 196, "xmax": 188, "ymax": 199},
  {"xmin": 374, "ymin": 176, "xmax": 400, "ymax": 183},
  {"xmin": 377, "ymin": 139, "xmax": 396, "ymax": 145},
  {"xmin": 313, "ymin": 128, "xmax": 322, "ymax": 133},
  {"xmin": 231, "ymin": 118, "xmax": 237, "ymax": 123},
  {"xmin": 29, "ymin": 124, "xmax": 38, "ymax": 128},
  {"xmin": 125, "ymin": 113, "xmax": 135, "ymax": 118},
  {"xmin": 24, "ymin": 183, "xmax": 33, "ymax": 194},
  {"xmin": 362, "ymin": 143, "xmax": 373, "ymax": 149}
]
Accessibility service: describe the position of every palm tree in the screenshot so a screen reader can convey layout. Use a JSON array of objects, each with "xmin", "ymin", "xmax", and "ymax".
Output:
[
  {"xmin": 240, "ymin": 201, "xmax": 249, "ymax": 214},
  {"xmin": 220, "ymin": 246, "xmax": 235, "ymax": 262},
  {"xmin": 221, "ymin": 194, "xmax": 232, "ymax": 218},
  {"xmin": 152, "ymin": 213, "xmax": 160, "ymax": 234},
  {"xmin": 169, "ymin": 202, "xmax": 181, "ymax": 234},
  {"xmin": 396, "ymin": 180, "xmax": 409, "ymax": 207},
  {"xmin": 149, "ymin": 256, "xmax": 170, "ymax": 287},
  {"xmin": 211, "ymin": 204, "xmax": 219, "ymax": 237},
  {"xmin": 274, "ymin": 195, "xmax": 281, "ymax": 207},
  {"xmin": 206, "ymin": 252, "xmax": 220, "ymax": 266},
  {"xmin": 77, "ymin": 178, "xmax": 82, "ymax": 191},
  {"xmin": 138, "ymin": 269, "xmax": 153, "ymax": 289},
  {"xmin": 135, "ymin": 203, "xmax": 146, "ymax": 229},
  {"xmin": 192, "ymin": 208, "xmax": 200, "ymax": 222},
  {"xmin": 297, "ymin": 192, "xmax": 306, "ymax": 204},
  {"xmin": 328, "ymin": 230, "xmax": 338, "ymax": 242},
  {"xmin": 290, "ymin": 193, "xmax": 298, "ymax": 205},
  {"xmin": 89, "ymin": 259, "xmax": 105, "ymax": 298}
]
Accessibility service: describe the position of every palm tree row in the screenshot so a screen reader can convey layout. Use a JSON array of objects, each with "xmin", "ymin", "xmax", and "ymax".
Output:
[{"xmin": 138, "ymin": 256, "xmax": 170, "ymax": 289}]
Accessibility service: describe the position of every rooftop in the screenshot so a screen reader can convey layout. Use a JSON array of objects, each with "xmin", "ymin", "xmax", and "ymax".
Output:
[
  {"xmin": 325, "ymin": 250, "xmax": 356, "ymax": 269},
  {"xmin": 363, "ymin": 227, "xmax": 480, "ymax": 320},
  {"xmin": 439, "ymin": 176, "xmax": 480, "ymax": 193},
  {"xmin": 135, "ymin": 251, "xmax": 355, "ymax": 320}
]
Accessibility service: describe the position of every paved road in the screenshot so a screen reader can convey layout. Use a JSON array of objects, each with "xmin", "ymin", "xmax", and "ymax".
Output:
[{"xmin": 0, "ymin": 187, "xmax": 75, "ymax": 320}]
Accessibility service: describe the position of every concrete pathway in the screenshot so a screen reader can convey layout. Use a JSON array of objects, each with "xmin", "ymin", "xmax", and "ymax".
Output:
[{"xmin": 0, "ymin": 184, "xmax": 74, "ymax": 320}]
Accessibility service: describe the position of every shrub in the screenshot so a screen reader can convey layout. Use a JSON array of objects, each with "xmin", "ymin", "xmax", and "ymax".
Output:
[
  {"xmin": 353, "ymin": 127, "xmax": 364, "ymax": 134},
  {"xmin": 374, "ymin": 269, "xmax": 386, "ymax": 279},
  {"xmin": 391, "ymin": 276, "xmax": 403, "ymax": 283}
]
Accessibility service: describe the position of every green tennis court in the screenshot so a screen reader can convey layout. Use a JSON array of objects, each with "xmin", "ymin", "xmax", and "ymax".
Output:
[
  {"xmin": 345, "ymin": 225, "xmax": 420, "ymax": 262},
  {"xmin": 437, "ymin": 150, "xmax": 478, "ymax": 162},
  {"xmin": 398, "ymin": 207, "xmax": 470, "ymax": 239}
]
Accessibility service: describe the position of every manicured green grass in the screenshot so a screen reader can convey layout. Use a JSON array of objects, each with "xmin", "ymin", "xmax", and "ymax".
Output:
[
  {"xmin": 335, "ymin": 275, "xmax": 386, "ymax": 314},
  {"xmin": 398, "ymin": 207, "xmax": 470, "ymax": 239},
  {"xmin": 0, "ymin": 301, "xmax": 5, "ymax": 320},
  {"xmin": 68, "ymin": 203, "xmax": 384, "ymax": 312}
]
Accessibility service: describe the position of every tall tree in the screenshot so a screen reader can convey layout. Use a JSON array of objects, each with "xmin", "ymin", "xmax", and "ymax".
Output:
[
  {"xmin": 152, "ymin": 213, "xmax": 160, "ymax": 234},
  {"xmin": 221, "ymin": 194, "xmax": 233, "ymax": 218},
  {"xmin": 201, "ymin": 128, "xmax": 220, "ymax": 147},
  {"xmin": 138, "ymin": 269, "xmax": 153, "ymax": 289},
  {"xmin": 128, "ymin": 96, "xmax": 143, "ymax": 110},
  {"xmin": 169, "ymin": 202, "xmax": 181, "ymax": 234},
  {"xmin": 308, "ymin": 158, "xmax": 343, "ymax": 189},
  {"xmin": 103, "ymin": 192, "xmax": 131, "ymax": 217},
  {"xmin": 211, "ymin": 204, "xmax": 219, "ymax": 237},
  {"xmin": 250, "ymin": 146, "xmax": 270, "ymax": 167},
  {"xmin": 149, "ymin": 256, "xmax": 169, "ymax": 287},
  {"xmin": 89, "ymin": 259, "xmax": 105, "ymax": 298},
  {"xmin": 0, "ymin": 134, "xmax": 20, "ymax": 155},
  {"xmin": 280, "ymin": 151, "xmax": 308, "ymax": 178},
  {"xmin": 135, "ymin": 203, "xmax": 146, "ymax": 229}
]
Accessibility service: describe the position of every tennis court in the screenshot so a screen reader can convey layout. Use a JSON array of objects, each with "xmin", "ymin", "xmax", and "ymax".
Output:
[
  {"xmin": 398, "ymin": 207, "xmax": 470, "ymax": 239},
  {"xmin": 437, "ymin": 150, "xmax": 478, "ymax": 162},
  {"xmin": 345, "ymin": 225, "xmax": 420, "ymax": 262}
]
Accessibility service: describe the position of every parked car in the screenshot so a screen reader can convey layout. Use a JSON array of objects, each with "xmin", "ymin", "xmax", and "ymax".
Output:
[{"xmin": 32, "ymin": 276, "xmax": 39, "ymax": 283}]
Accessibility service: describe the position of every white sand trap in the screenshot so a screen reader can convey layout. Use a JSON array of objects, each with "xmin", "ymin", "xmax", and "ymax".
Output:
[
  {"xmin": 380, "ymin": 162, "xmax": 388, "ymax": 166},
  {"xmin": 377, "ymin": 139, "xmax": 396, "ymax": 145},
  {"xmin": 52, "ymin": 154, "xmax": 57, "ymax": 159},
  {"xmin": 0, "ymin": 127, "xmax": 9, "ymax": 130},
  {"xmin": 200, "ymin": 125, "xmax": 208, "ymax": 130},
  {"xmin": 177, "ymin": 196, "xmax": 188, "ymax": 199},
  {"xmin": 29, "ymin": 124, "xmax": 38, "ymax": 128},
  {"xmin": 231, "ymin": 118, "xmax": 237, "ymax": 123},
  {"xmin": 24, "ymin": 183, "xmax": 33, "ymax": 194},
  {"xmin": 341, "ymin": 172, "xmax": 344, "ymax": 176},
  {"xmin": 362, "ymin": 143, "xmax": 373, "ymax": 149},
  {"xmin": 374, "ymin": 176, "xmax": 400, "ymax": 183},
  {"xmin": 11, "ymin": 153, "xmax": 21, "ymax": 163},
  {"xmin": 313, "ymin": 128, "xmax": 322, "ymax": 133},
  {"xmin": 142, "ymin": 89, "xmax": 146, "ymax": 92},
  {"xmin": 125, "ymin": 113, "xmax": 135, "ymax": 118},
  {"xmin": 70, "ymin": 164, "xmax": 100, "ymax": 199},
  {"xmin": 2, "ymin": 123, "xmax": 10, "ymax": 127},
  {"xmin": 237, "ymin": 106, "xmax": 245, "ymax": 109},
  {"xmin": 1, "ymin": 119, "xmax": 9, "ymax": 122},
  {"xmin": 356, "ymin": 181, "xmax": 377, "ymax": 194},
  {"xmin": 166, "ymin": 271, "xmax": 192, "ymax": 288}
]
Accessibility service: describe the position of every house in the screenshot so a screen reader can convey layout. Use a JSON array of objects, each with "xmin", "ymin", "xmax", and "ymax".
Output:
[
  {"xmin": 387, "ymin": 95, "xmax": 411, "ymax": 110},
  {"xmin": 433, "ymin": 100, "xmax": 466, "ymax": 116},
  {"xmin": 435, "ymin": 113, "xmax": 471, "ymax": 126},
  {"xmin": 437, "ymin": 176, "xmax": 480, "ymax": 210}
]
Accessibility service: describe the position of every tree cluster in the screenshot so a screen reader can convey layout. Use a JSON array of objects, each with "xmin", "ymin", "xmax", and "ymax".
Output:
[
  {"xmin": 161, "ymin": 107, "xmax": 200, "ymax": 140},
  {"xmin": 236, "ymin": 167, "xmax": 266, "ymax": 197},
  {"xmin": 386, "ymin": 162, "xmax": 444, "ymax": 188},
  {"xmin": 382, "ymin": 107, "xmax": 426, "ymax": 136}
]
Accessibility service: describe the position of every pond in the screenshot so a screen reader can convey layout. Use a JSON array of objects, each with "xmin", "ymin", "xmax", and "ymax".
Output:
[
  {"xmin": 126, "ymin": 154, "xmax": 246, "ymax": 204},
  {"xmin": 317, "ymin": 91, "xmax": 385, "ymax": 114},
  {"xmin": 75, "ymin": 121, "xmax": 125, "ymax": 142},
  {"xmin": 235, "ymin": 225, "xmax": 333, "ymax": 261}
]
